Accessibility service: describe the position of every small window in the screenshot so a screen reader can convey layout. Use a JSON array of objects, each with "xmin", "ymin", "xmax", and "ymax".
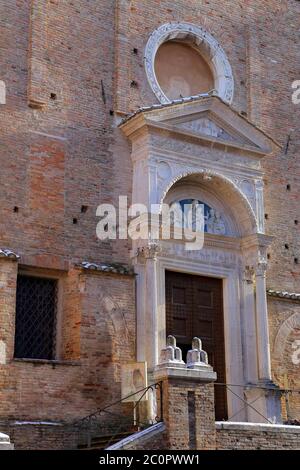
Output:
[{"xmin": 14, "ymin": 275, "xmax": 58, "ymax": 360}]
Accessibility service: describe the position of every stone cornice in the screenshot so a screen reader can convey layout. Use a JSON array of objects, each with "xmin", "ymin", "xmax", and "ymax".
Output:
[
  {"xmin": 241, "ymin": 233, "xmax": 274, "ymax": 251},
  {"xmin": 119, "ymin": 95, "xmax": 281, "ymax": 152}
]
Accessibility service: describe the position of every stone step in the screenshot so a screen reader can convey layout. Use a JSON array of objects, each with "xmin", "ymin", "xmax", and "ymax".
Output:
[{"xmin": 78, "ymin": 431, "xmax": 134, "ymax": 450}]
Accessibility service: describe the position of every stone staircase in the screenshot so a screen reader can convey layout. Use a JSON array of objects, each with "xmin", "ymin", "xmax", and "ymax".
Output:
[{"xmin": 77, "ymin": 430, "xmax": 135, "ymax": 450}]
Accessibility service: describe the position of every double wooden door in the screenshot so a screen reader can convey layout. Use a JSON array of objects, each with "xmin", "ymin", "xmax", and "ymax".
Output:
[{"xmin": 165, "ymin": 270, "xmax": 227, "ymax": 420}]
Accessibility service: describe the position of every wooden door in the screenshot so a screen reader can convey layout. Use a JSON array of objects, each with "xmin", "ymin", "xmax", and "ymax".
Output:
[{"xmin": 165, "ymin": 270, "xmax": 227, "ymax": 420}]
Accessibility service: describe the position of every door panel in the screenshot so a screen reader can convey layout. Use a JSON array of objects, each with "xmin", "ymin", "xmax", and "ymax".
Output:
[{"xmin": 165, "ymin": 270, "xmax": 227, "ymax": 420}]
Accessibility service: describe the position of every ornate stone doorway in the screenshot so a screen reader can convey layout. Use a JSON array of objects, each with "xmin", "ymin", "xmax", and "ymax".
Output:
[
  {"xmin": 120, "ymin": 95, "xmax": 282, "ymax": 423},
  {"xmin": 165, "ymin": 270, "xmax": 227, "ymax": 420}
]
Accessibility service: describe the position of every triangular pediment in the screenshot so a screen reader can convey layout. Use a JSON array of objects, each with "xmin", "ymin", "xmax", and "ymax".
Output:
[
  {"xmin": 120, "ymin": 96, "xmax": 280, "ymax": 155},
  {"xmin": 170, "ymin": 114, "xmax": 251, "ymax": 146}
]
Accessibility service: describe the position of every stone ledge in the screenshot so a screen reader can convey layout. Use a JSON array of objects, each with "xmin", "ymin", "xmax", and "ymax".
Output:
[
  {"xmin": 12, "ymin": 421, "xmax": 62, "ymax": 426},
  {"xmin": 13, "ymin": 358, "xmax": 81, "ymax": 367},
  {"xmin": 154, "ymin": 365, "xmax": 217, "ymax": 382},
  {"xmin": 216, "ymin": 421, "xmax": 300, "ymax": 434}
]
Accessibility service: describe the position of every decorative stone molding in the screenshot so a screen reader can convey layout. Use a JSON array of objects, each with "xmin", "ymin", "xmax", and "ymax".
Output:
[
  {"xmin": 159, "ymin": 168, "xmax": 258, "ymax": 236},
  {"xmin": 243, "ymin": 265, "xmax": 255, "ymax": 284},
  {"xmin": 137, "ymin": 242, "xmax": 162, "ymax": 260},
  {"xmin": 0, "ymin": 248, "xmax": 20, "ymax": 261},
  {"xmin": 255, "ymin": 247, "xmax": 268, "ymax": 277},
  {"xmin": 144, "ymin": 22, "xmax": 234, "ymax": 104}
]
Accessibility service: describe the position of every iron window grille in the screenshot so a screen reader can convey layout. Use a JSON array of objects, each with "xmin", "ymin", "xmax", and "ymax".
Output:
[{"xmin": 14, "ymin": 274, "xmax": 58, "ymax": 360}]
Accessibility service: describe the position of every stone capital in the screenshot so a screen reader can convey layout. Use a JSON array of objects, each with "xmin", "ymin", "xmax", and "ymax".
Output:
[
  {"xmin": 243, "ymin": 265, "xmax": 255, "ymax": 284},
  {"xmin": 137, "ymin": 242, "xmax": 161, "ymax": 260}
]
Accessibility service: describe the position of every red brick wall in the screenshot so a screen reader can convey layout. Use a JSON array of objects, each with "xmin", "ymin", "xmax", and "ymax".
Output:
[
  {"xmin": 0, "ymin": 0, "xmax": 300, "ymax": 448},
  {"xmin": 216, "ymin": 422, "xmax": 300, "ymax": 450},
  {"xmin": 0, "ymin": 267, "xmax": 135, "ymax": 426}
]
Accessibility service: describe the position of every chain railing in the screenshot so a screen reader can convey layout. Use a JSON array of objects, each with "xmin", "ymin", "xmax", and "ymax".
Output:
[
  {"xmin": 69, "ymin": 380, "xmax": 299, "ymax": 449},
  {"xmin": 67, "ymin": 382, "xmax": 163, "ymax": 450},
  {"xmin": 214, "ymin": 382, "xmax": 300, "ymax": 424}
]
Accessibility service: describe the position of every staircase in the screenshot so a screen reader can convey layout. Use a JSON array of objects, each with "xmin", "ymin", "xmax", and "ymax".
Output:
[{"xmin": 77, "ymin": 431, "xmax": 135, "ymax": 450}]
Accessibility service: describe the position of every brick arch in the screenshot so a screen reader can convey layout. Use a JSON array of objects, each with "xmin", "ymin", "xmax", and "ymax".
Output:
[
  {"xmin": 159, "ymin": 169, "xmax": 258, "ymax": 237},
  {"xmin": 273, "ymin": 311, "xmax": 300, "ymax": 363}
]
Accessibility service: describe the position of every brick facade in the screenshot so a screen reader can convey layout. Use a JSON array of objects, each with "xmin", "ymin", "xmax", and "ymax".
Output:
[{"xmin": 0, "ymin": 0, "xmax": 299, "ymax": 449}]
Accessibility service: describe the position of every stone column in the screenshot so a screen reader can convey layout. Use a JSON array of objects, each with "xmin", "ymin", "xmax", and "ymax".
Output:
[
  {"xmin": 138, "ymin": 242, "xmax": 160, "ymax": 370},
  {"xmin": 154, "ymin": 337, "xmax": 217, "ymax": 450},
  {"xmin": 252, "ymin": 250, "xmax": 281, "ymax": 423},
  {"xmin": 241, "ymin": 265, "xmax": 259, "ymax": 384},
  {"xmin": 255, "ymin": 257, "xmax": 272, "ymax": 381},
  {"xmin": 136, "ymin": 243, "xmax": 161, "ymax": 423}
]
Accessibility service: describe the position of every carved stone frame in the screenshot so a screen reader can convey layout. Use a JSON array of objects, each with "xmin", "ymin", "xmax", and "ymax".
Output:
[{"xmin": 144, "ymin": 22, "xmax": 234, "ymax": 104}]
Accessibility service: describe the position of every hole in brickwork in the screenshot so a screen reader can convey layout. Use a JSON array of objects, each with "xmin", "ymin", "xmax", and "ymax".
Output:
[
  {"xmin": 295, "ymin": 220, "xmax": 298, "ymax": 225},
  {"xmin": 287, "ymin": 184, "xmax": 291, "ymax": 191},
  {"xmin": 50, "ymin": 93, "xmax": 57, "ymax": 100},
  {"xmin": 294, "ymin": 258, "xmax": 299, "ymax": 265},
  {"xmin": 109, "ymin": 110, "xmax": 114, "ymax": 116},
  {"xmin": 81, "ymin": 205, "xmax": 88, "ymax": 213},
  {"xmin": 73, "ymin": 218, "xmax": 78, "ymax": 224},
  {"xmin": 285, "ymin": 244, "xmax": 289, "ymax": 250},
  {"xmin": 267, "ymin": 253, "xmax": 271, "ymax": 260},
  {"xmin": 265, "ymin": 214, "xmax": 269, "ymax": 220},
  {"xmin": 133, "ymin": 48, "xmax": 138, "ymax": 54},
  {"xmin": 14, "ymin": 206, "xmax": 19, "ymax": 213},
  {"xmin": 130, "ymin": 80, "xmax": 138, "ymax": 88}
]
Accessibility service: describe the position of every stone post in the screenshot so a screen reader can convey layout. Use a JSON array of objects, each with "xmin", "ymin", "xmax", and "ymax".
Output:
[
  {"xmin": 255, "ymin": 258, "xmax": 272, "ymax": 381},
  {"xmin": 154, "ymin": 336, "xmax": 217, "ymax": 450}
]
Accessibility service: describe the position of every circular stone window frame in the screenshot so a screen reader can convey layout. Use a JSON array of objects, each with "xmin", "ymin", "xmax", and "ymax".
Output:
[{"xmin": 144, "ymin": 22, "xmax": 234, "ymax": 105}]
